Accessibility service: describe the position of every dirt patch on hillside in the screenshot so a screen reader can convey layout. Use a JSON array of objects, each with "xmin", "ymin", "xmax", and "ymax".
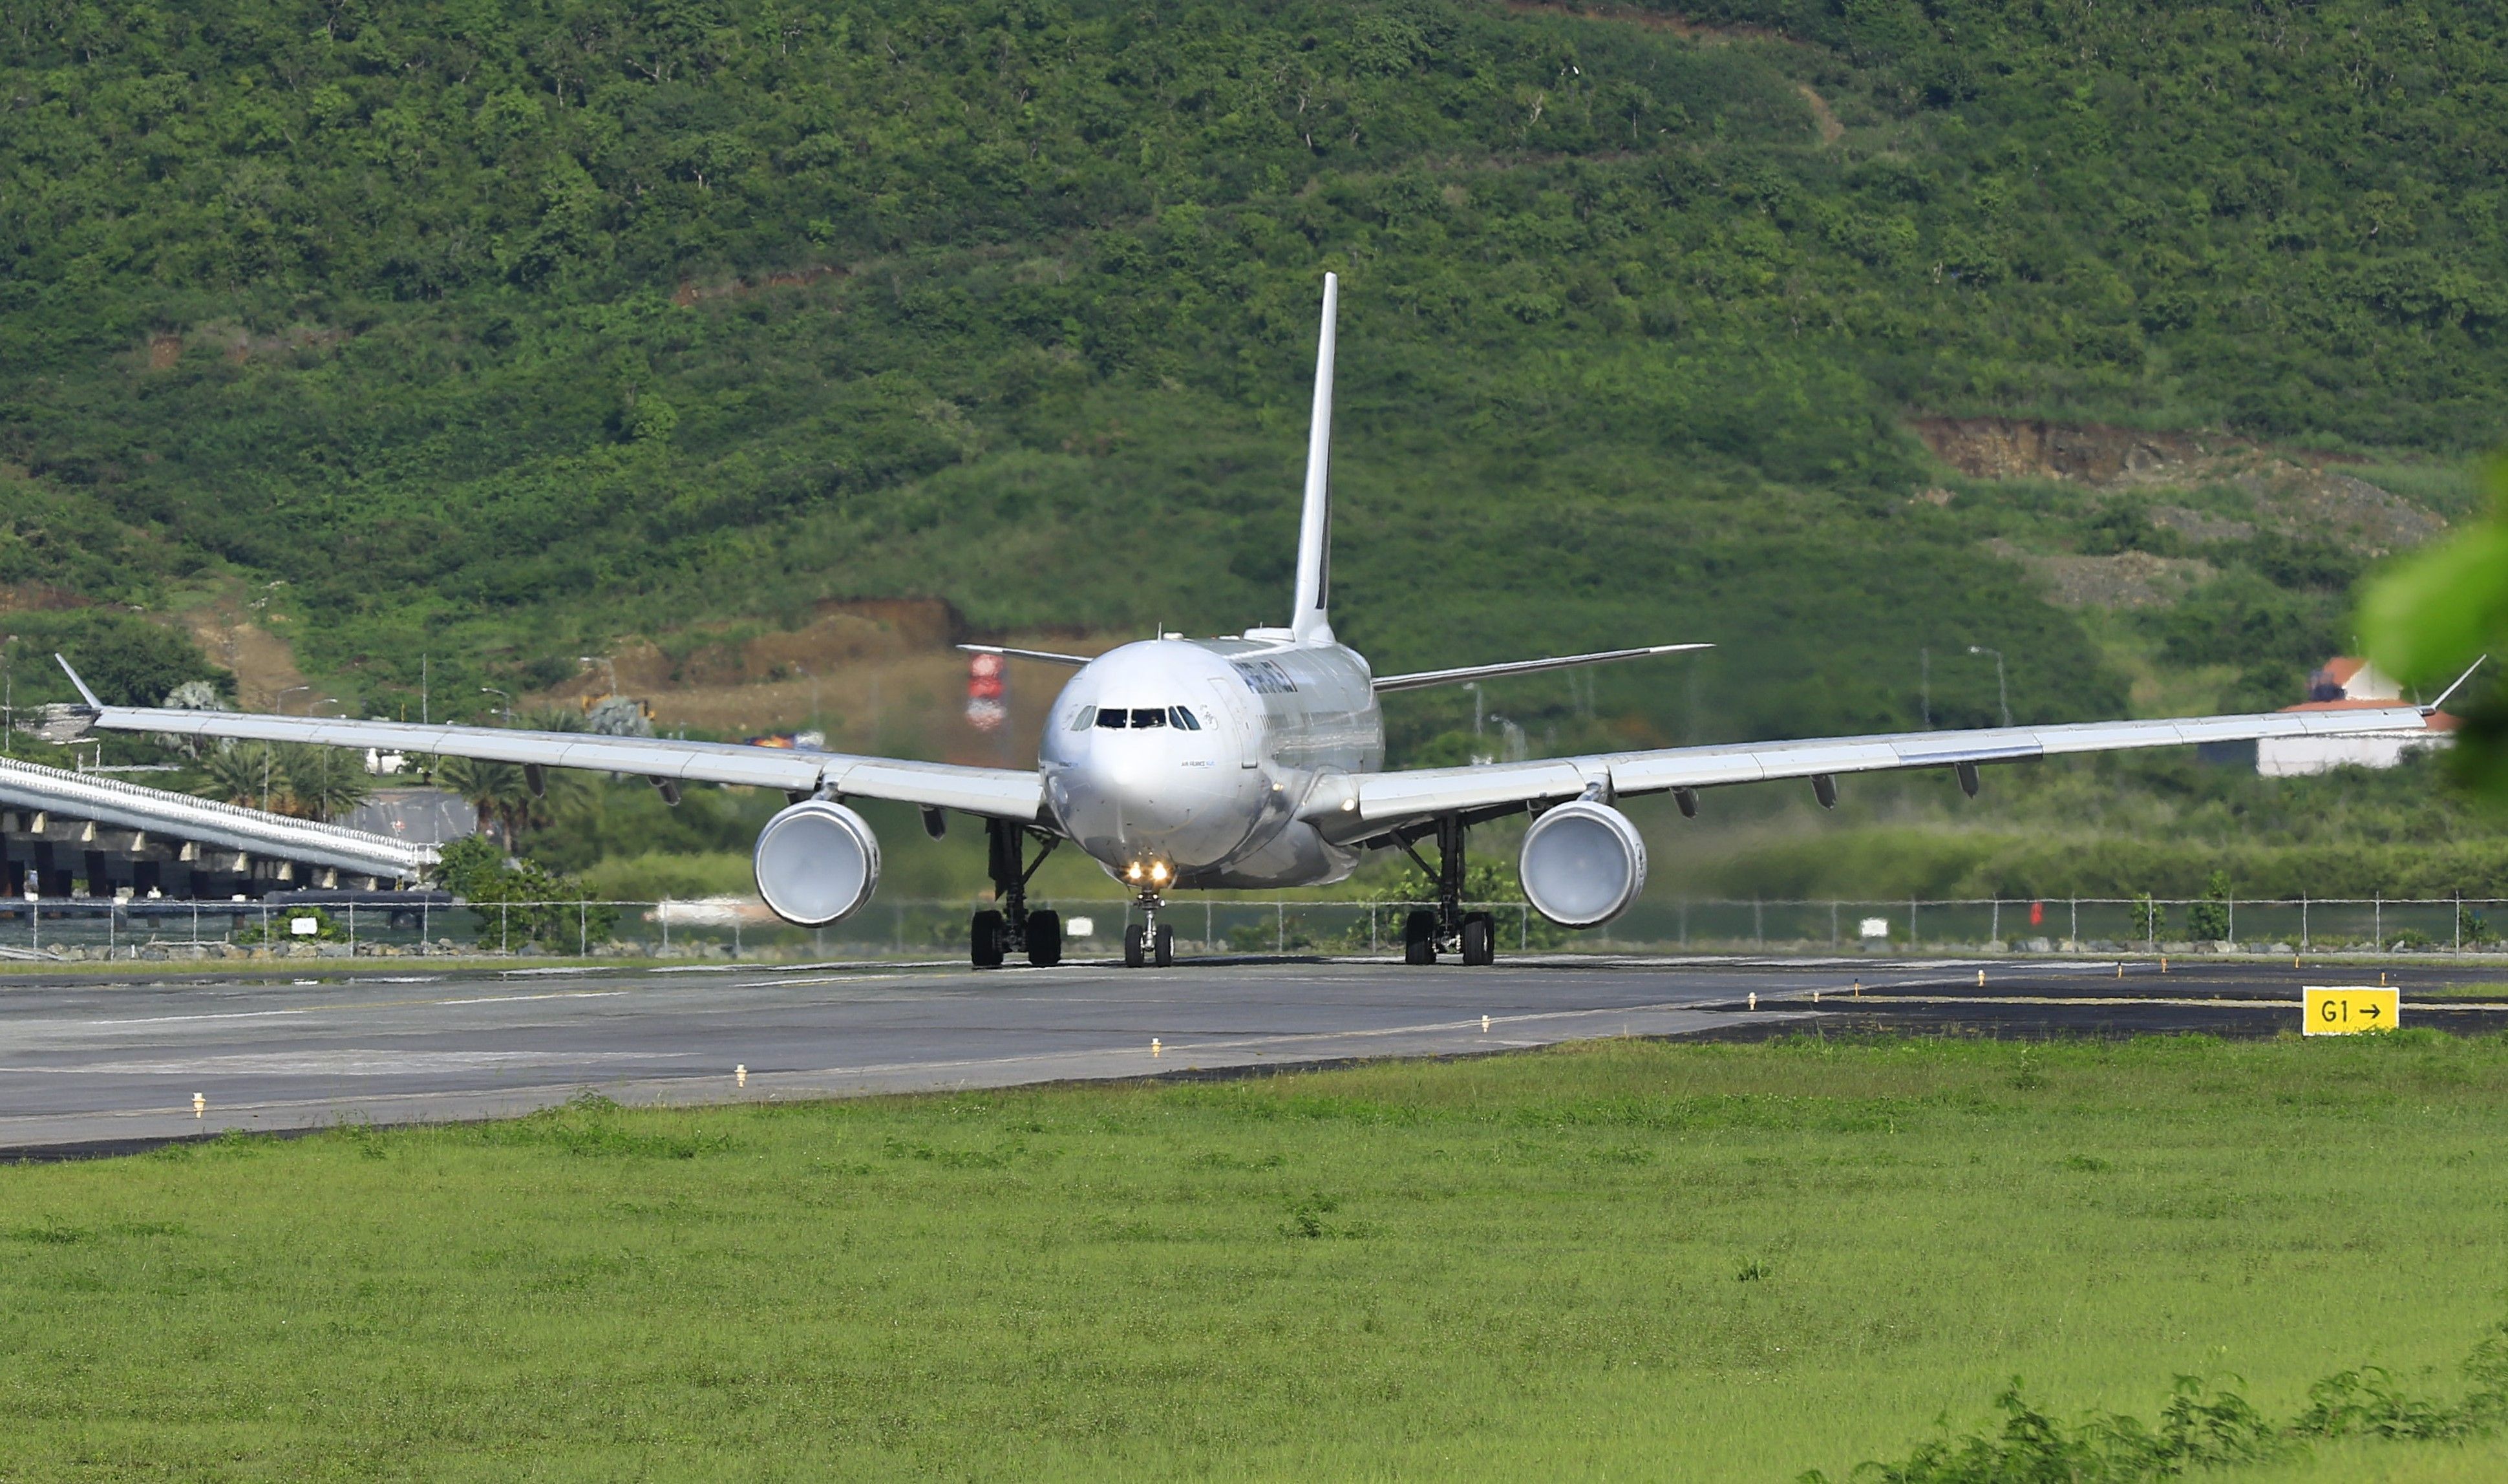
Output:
[
  {"xmin": 529, "ymin": 600, "xmax": 1120, "ymax": 767},
  {"xmin": 1796, "ymin": 83, "xmax": 1843, "ymax": 143},
  {"xmin": 0, "ymin": 582, "xmax": 90, "ymax": 613},
  {"xmin": 1983, "ymin": 540, "xmax": 2215, "ymax": 610},
  {"xmin": 1915, "ymin": 417, "xmax": 2445, "ymax": 556},
  {"xmin": 186, "ymin": 620, "xmax": 315, "ymax": 712},
  {"xmin": 674, "ymin": 265, "xmax": 844, "ymax": 308}
]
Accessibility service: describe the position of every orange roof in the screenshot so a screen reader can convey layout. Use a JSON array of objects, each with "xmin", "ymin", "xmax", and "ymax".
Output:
[{"xmin": 2317, "ymin": 657, "xmax": 2368, "ymax": 686}]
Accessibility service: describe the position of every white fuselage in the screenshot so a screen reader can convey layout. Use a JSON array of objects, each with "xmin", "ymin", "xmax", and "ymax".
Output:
[{"xmin": 1038, "ymin": 634, "xmax": 1384, "ymax": 889}]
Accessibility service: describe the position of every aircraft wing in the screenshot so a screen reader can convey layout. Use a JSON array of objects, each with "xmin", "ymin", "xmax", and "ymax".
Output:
[
  {"xmin": 58, "ymin": 697, "xmax": 1045, "ymax": 822},
  {"xmin": 1316, "ymin": 705, "xmax": 2438, "ymax": 829}
]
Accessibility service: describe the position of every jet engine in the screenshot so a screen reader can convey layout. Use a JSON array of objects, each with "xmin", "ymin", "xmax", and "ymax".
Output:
[
  {"xmin": 1518, "ymin": 800, "xmax": 1648, "ymax": 928},
  {"xmin": 752, "ymin": 800, "xmax": 882, "ymax": 926}
]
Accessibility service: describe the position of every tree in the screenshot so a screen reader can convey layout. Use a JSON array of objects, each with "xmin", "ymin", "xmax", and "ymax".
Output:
[
  {"xmin": 279, "ymin": 742, "xmax": 375, "ymax": 823},
  {"xmin": 2363, "ymin": 461, "xmax": 2508, "ymax": 802}
]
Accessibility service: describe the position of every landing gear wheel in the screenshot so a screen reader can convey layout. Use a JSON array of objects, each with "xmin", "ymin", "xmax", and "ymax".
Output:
[
  {"xmin": 970, "ymin": 909, "xmax": 1005, "ymax": 969},
  {"xmin": 1123, "ymin": 924, "xmax": 1146, "ymax": 968},
  {"xmin": 1403, "ymin": 909, "xmax": 1438, "ymax": 966},
  {"xmin": 1153, "ymin": 924, "xmax": 1174, "ymax": 968},
  {"xmin": 1461, "ymin": 912, "xmax": 1496, "ymax": 966},
  {"xmin": 1026, "ymin": 909, "xmax": 1063, "ymax": 967}
]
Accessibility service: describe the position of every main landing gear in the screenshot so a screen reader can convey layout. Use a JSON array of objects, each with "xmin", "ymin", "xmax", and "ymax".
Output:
[
  {"xmin": 1398, "ymin": 814, "xmax": 1496, "ymax": 967},
  {"xmin": 1123, "ymin": 885, "xmax": 1173, "ymax": 968},
  {"xmin": 970, "ymin": 818, "xmax": 1063, "ymax": 968}
]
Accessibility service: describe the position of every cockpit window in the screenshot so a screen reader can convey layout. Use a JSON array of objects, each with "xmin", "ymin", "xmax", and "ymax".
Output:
[{"xmin": 1095, "ymin": 706, "xmax": 1199, "ymax": 730}]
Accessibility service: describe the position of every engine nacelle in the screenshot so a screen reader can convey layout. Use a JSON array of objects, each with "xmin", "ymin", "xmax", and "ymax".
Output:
[
  {"xmin": 752, "ymin": 800, "xmax": 882, "ymax": 926},
  {"xmin": 1518, "ymin": 800, "xmax": 1648, "ymax": 928}
]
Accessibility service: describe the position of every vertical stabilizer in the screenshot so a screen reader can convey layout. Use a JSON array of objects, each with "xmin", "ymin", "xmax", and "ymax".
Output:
[{"xmin": 1289, "ymin": 273, "xmax": 1337, "ymax": 644}]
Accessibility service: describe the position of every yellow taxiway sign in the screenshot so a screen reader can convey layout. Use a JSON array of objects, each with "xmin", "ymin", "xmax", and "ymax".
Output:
[{"xmin": 2304, "ymin": 986, "xmax": 2399, "ymax": 1036}]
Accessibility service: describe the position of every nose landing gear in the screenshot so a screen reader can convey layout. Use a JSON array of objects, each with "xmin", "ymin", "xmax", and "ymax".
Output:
[
  {"xmin": 1123, "ymin": 888, "xmax": 1174, "ymax": 968},
  {"xmin": 1397, "ymin": 814, "xmax": 1498, "ymax": 966},
  {"xmin": 970, "ymin": 818, "xmax": 1063, "ymax": 968}
]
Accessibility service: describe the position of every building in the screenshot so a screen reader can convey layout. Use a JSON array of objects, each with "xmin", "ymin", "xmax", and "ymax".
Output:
[{"xmin": 2254, "ymin": 657, "xmax": 2456, "ymax": 777}]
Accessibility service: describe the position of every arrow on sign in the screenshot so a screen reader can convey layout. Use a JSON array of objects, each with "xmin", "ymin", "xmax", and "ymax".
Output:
[{"xmin": 2361, "ymin": 1003, "xmax": 2383, "ymax": 1021}]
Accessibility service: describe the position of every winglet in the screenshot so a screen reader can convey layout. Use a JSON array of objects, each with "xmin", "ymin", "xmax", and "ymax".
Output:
[
  {"xmin": 2428, "ymin": 654, "xmax": 2489, "ymax": 713},
  {"xmin": 53, "ymin": 653, "xmax": 103, "ymax": 711}
]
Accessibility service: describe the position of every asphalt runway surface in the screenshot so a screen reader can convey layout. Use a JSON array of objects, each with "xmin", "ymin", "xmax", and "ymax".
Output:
[{"xmin": 4, "ymin": 953, "xmax": 2504, "ymax": 1156}]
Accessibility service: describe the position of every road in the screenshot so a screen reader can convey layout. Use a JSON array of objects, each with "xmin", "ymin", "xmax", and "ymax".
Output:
[{"xmin": 2, "ymin": 954, "xmax": 2500, "ymax": 1155}]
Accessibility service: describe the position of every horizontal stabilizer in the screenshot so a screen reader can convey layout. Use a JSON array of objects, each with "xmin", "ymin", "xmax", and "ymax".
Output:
[
  {"xmin": 1372, "ymin": 643, "xmax": 1711, "ymax": 693},
  {"xmin": 957, "ymin": 644, "xmax": 1092, "ymax": 667}
]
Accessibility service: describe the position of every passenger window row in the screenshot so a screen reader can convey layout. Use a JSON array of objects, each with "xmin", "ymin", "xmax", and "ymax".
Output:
[{"xmin": 1070, "ymin": 705, "xmax": 1203, "ymax": 731}]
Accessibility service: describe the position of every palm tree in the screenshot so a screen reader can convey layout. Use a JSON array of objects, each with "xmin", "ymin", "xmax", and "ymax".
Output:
[
  {"xmin": 432, "ymin": 754, "xmax": 538, "ymax": 849},
  {"xmin": 280, "ymin": 742, "xmax": 374, "ymax": 823},
  {"xmin": 201, "ymin": 742, "xmax": 286, "ymax": 813}
]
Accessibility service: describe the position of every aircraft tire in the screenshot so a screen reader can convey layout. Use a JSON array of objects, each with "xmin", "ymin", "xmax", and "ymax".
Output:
[
  {"xmin": 1153, "ymin": 924, "xmax": 1174, "ymax": 968},
  {"xmin": 1123, "ymin": 924, "xmax": 1146, "ymax": 968},
  {"xmin": 1026, "ymin": 910, "xmax": 1063, "ymax": 967},
  {"xmin": 970, "ymin": 909, "xmax": 1005, "ymax": 969},
  {"xmin": 1402, "ymin": 909, "xmax": 1437, "ymax": 966},
  {"xmin": 1461, "ymin": 913, "xmax": 1496, "ymax": 966}
]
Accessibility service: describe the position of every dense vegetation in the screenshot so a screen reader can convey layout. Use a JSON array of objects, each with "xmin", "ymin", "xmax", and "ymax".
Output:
[
  {"xmin": 8, "ymin": 1034, "xmax": 2508, "ymax": 1477},
  {"xmin": 5, "ymin": 0, "xmax": 2505, "ymax": 753}
]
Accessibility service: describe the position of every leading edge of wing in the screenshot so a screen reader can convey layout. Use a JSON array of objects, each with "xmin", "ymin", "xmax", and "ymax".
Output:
[
  {"xmin": 1339, "ymin": 705, "xmax": 2438, "ymax": 823},
  {"xmin": 1372, "ymin": 643, "xmax": 1712, "ymax": 693},
  {"xmin": 80, "ymin": 706, "xmax": 1045, "ymax": 820}
]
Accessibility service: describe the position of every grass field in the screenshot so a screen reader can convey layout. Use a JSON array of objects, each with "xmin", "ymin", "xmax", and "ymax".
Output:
[{"xmin": 7, "ymin": 1035, "xmax": 2508, "ymax": 1480}]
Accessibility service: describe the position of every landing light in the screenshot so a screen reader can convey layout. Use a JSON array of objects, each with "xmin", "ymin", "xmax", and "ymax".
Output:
[
  {"xmin": 1150, "ymin": 862, "xmax": 1170, "ymax": 883},
  {"xmin": 1127, "ymin": 862, "xmax": 1144, "ymax": 882}
]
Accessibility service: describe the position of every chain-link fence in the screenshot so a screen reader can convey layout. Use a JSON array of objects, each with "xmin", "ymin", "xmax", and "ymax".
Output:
[{"xmin": 3, "ymin": 894, "xmax": 2500, "ymax": 962}]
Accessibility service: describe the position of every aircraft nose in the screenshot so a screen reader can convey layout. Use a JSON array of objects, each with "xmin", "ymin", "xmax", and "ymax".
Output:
[{"xmin": 1053, "ymin": 734, "xmax": 1246, "ymax": 869}]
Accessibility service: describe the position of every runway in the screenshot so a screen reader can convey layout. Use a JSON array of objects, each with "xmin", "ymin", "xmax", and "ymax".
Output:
[{"xmin": 2, "ymin": 954, "xmax": 2500, "ymax": 1154}]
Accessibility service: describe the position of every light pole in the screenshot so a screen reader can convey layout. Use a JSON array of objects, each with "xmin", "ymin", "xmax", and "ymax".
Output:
[
  {"xmin": 480, "ymin": 686, "xmax": 512, "ymax": 723},
  {"xmin": 1968, "ymin": 645, "xmax": 2010, "ymax": 728},
  {"xmin": 3, "ymin": 633, "xmax": 17, "ymax": 756},
  {"xmin": 577, "ymin": 654, "xmax": 618, "ymax": 696},
  {"xmin": 277, "ymin": 684, "xmax": 312, "ymax": 716},
  {"xmin": 1462, "ymin": 681, "xmax": 1483, "ymax": 738}
]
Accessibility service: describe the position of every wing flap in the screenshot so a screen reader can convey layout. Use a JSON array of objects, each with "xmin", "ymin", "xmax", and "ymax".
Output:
[
  {"xmin": 82, "ymin": 706, "xmax": 1044, "ymax": 819},
  {"xmin": 1353, "ymin": 706, "xmax": 2436, "ymax": 823}
]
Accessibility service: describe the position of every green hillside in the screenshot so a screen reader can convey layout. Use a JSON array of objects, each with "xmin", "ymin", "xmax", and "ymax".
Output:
[{"xmin": 3, "ymin": 0, "xmax": 2503, "ymax": 761}]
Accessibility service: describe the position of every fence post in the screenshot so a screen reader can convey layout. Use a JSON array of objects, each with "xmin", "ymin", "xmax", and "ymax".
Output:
[
  {"xmin": 500, "ymin": 902, "xmax": 508, "ymax": 955},
  {"xmin": 1830, "ymin": 900, "xmax": 1838, "ymax": 947},
  {"xmin": 2226, "ymin": 892, "xmax": 2234, "ymax": 948},
  {"xmin": 348, "ymin": 904, "xmax": 356, "ymax": 955},
  {"xmin": 1753, "ymin": 896, "xmax": 1762, "ymax": 949},
  {"xmin": 1370, "ymin": 903, "xmax": 1377, "ymax": 953},
  {"xmin": 1275, "ymin": 901, "xmax": 1283, "ymax": 954},
  {"xmin": 2374, "ymin": 892, "xmax": 2381, "ymax": 951},
  {"xmin": 2301, "ymin": 893, "xmax": 2308, "ymax": 951},
  {"xmin": 2456, "ymin": 893, "xmax": 2462, "ymax": 956},
  {"xmin": 1520, "ymin": 903, "xmax": 1528, "ymax": 950},
  {"xmin": 1910, "ymin": 896, "xmax": 1918, "ymax": 948},
  {"xmin": 580, "ymin": 900, "xmax": 588, "ymax": 957},
  {"xmin": 1679, "ymin": 898, "xmax": 1687, "ymax": 948},
  {"xmin": 1990, "ymin": 898, "xmax": 1999, "ymax": 945},
  {"xmin": 2070, "ymin": 897, "xmax": 2078, "ymax": 948}
]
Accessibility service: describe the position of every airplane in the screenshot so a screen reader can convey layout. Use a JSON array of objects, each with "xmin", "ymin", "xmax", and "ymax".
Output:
[{"xmin": 49, "ymin": 275, "xmax": 2460, "ymax": 970}]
